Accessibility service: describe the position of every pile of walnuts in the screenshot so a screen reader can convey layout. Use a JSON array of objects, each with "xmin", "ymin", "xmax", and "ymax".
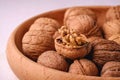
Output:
[{"xmin": 22, "ymin": 6, "xmax": 120, "ymax": 77}]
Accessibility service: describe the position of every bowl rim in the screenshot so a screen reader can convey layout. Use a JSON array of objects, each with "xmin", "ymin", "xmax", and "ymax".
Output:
[{"xmin": 6, "ymin": 6, "xmax": 120, "ymax": 80}]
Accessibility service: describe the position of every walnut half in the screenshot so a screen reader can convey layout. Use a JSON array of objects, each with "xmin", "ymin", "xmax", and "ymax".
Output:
[{"xmin": 55, "ymin": 26, "xmax": 91, "ymax": 60}]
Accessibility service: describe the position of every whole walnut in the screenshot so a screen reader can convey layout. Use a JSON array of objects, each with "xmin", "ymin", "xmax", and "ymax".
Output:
[
  {"xmin": 22, "ymin": 17, "xmax": 60, "ymax": 61},
  {"xmin": 65, "ymin": 15, "xmax": 102, "ymax": 38},
  {"xmin": 101, "ymin": 61, "xmax": 120, "ymax": 77},
  {"xmin": 64, "ymin": 7, "xmax": 96, "ymax": 23},
  {"xmin": 108, "ymin": 34, "xmax": 120, "ymax": 45},
  {"xmin": 69, "ymin": 59, "xmax": 98, "ymax": 76},
  {"xmin": 92, "ymin": 39, "xmax": 120, "ymax": 68},
  {"xmin": 37, "ymin": 51, "xmax": 69, "ymax": 71},
  {"xmin": 102, "ymin": 19, "xmax": 120, "ymax": 39},
  {"xmin": 106, "ymin": 6, "xmax": 120, "ymax": 21},
  {"xmin": 55, "ymin": 26, "xmax": 91, "ymax": 60}
]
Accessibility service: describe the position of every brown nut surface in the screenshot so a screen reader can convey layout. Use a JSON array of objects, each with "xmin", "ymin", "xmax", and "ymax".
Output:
[
  {"xmin": 69, "ymin": 59, "xmax": 98, "ymax": 76},
  {"xmin": 55, "ymin": 41, "xmax": 91, "ymax": 60},
  {"xmin": 106, "ymin": 6, "xmax": 120, "ymax": 21},
  {"xmin": 108, "ymin": 34, "xmax": 120, "ymax": 45},
  {"xmin": 55, "ymin": 26, "xmax": 91, "ymax": 60},
  {"xmin": 37, "ymin": 51, "xmax": 69, "ymax": 71},
  {"xmin": 22, "ymin": 17, "xmax": 60, "ymax": 61},
  {"xmin": 92, "ymin": 39, "xmax": 120, "ymax": 68},
  {"xmin": 101, "ymin": 61, "xmax": 120, "ymax": 77},
  {"xmin": 65, "ymin": 15, "xmax": 94, "ymax": 34},
  {"xmin": 65, "ymin": 15, "xmax": 102, "ymax": 38},
  {"xmin": 88, "ymin": 37, "xmax": 103, "ymax": 43},
  {"xmin": 102, "ymin": 19, "xmax": 120, "ymax": 39},
  {"xmin": 30, "ymin": 17, "xmax": 60, "ymax": 31},
  {"xmin": 64, "ymin": 7, "xmax": 96, "ymax": 23}
]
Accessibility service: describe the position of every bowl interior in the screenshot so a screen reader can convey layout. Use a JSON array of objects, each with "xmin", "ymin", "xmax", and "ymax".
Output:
[
  {"xmin": 15, "ymin": 6, "xmax": 109, "ymax": 54},
  {"xmin": 15, "ymin": 8, "xmax": 66, "ymax": 53},
  {"xmin": 9, "ymin": 6, "xmax": 120, "ymax": 80}
]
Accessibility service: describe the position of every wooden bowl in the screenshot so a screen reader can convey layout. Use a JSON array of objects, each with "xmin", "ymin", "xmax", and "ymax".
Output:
[{"xmin": 6, "ymin": 6, "xmax": 120, "ymax": 80}]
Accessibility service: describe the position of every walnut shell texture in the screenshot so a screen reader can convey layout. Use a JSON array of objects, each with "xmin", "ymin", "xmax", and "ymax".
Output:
[
  {"xmin": 30, "ymin": 17, "xmax": 60, "ymax": 31},
  {"xmin": 65, "ymin": 15, "xmax": 94, "ymax": 34},
  {"xmin": 69, "ymin": 59, "xmax": 98, "ymax": 76},
  {"xmin": 92, "ymin": 39, "xmax": 120, "ymax": 68},
  {"xmin": 108, "ymin": 34, "xmax": 120, "ymax": 45},
  {"xmin": 106, "ymin": 6, "xmax": 120, "ymax": 21},
  {"xmin": 101, "ymin": 61, "xmax": 120, "ymax": 77},
  {"xmin": 55, "ymin": 37, "xmax": 91, "ymax": 60},
  {"xmin": 65, "ymin": 15, "xmax": 102, "ymax": 38},
  {"xmin": 88, "ymin": 37, "xmax": 103, "ymax": 42},
  {"xmin": 102, "ymin": 19, "xmax": 120, "ymax": 39},
  {"xmin": 37, "ymin": 51, "xmax": 69, "ymax": 71},
  {"xmin": 64, "ymin": 7, "xmax": 96, "ymax": 23},
  {"xmin": 22, "ymin": 17, "xmax": 60, "ymax": 61}
]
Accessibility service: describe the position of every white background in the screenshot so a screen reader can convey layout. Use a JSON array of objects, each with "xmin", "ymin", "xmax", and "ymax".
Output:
[{"xmin": 0, "ymin": 0, "xmax": 120, "ymax": 80}]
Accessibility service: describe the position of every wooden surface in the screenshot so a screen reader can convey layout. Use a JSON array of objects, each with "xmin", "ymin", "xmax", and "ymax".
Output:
[{"xmin": 6, "ymin": 6, "xmax": 120, "ymax": 80}]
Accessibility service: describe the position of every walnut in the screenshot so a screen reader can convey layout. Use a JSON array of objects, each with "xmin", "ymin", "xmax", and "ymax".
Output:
[
  {"xmin": 30, "ymin": 17, "xmax": 60, "ymax": 31},
  {"xmin": 92, "ymin": 39, "xmax": 120, "ymax": 68},
  {"xmin": 108, "ymin": 34, "xmax": 120, "ymax": 45},
  {"xmin": 69, "ymin": 59, "xmax": 98, "ymax": 76},
  {"xmin": 106, "ymin": 6, "xmax": 120, "ymax": 21},
  {"xmin": 101, "ymin": 61, "xmax": 120, "ymax": 77},
  {"xmin": 88, "ymin": 37, "xmax": 103, "ymax": 42},
  {"xmin": 55, "ymin": 26, "xmax": 91, "ymax": 60},
  {"xmin": 37, "ymin": 51, "xmax": 69, "ymax": 71},
  {"xmin": 22, "ymin": 17, "xmax": 60, "ymax": 61},
  {"xmin": 102, "ymin": 19, "xmax": 120, "ymax": 39},
  {"xmin": 53, "ymin": 31, "xmax": 60, "ymax": 39},
  {"xmin": 65, "ymin": 15, "xmax": 102, "ymax": 38},
  {"xmin": 64, "ymin": 7, "xmax": 96, "ymax": 23}
]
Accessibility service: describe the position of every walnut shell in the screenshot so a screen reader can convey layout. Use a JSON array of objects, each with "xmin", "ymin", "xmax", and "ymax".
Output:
[
  {"xmin": 108, "ymin": 34, "xmax": 120, "ymax": 45},
  {"xmin": 88, "ymin": 37, "xmax": 103, "ymax": 42},
  {"xmin": 30, "ymin": 17, "xmax": 60, "ymax": 31},
  {"xmin": 22, "ymin": 17, "xmax": 60, "ymax": 61},
  {"xmin": 69, "ymin": 59, "xmax": 98, "ymax": 76},
  {"xmin": 55, "ymin": 37, "xmax": 91, "ymax": 60},
  {"xmin": 101, "ymin": 61, "xmax": 120, "ymax": 77},
  {"xmin": 29, "ymin": 23, "xmax": 58, "ymax": 36},
  {"xmin": 37, "ymin": 51, "xmax": 69, "ymax": 71},
  {"xmin": 106, "ymin": 6, "xmax": 120, "ymax": 21},
  {"xmin": 85, "ymin": 25, "xmax": 103, "ymax": 38},
  {"xmin": 53, "ymin": 31, "xmax": 60, "ymax": 39},
  {"xmin": 102, "ymin": 19, "xmax": 120, "ymax": 39},
  {"xmin": 65, "ymin": 15, "xmax": 94, "ymax": 34},
  {"xmin": 65, "ymin": 15, "xmax": 102, "ymax": 38},
  {"xmin": 92, "ymin": 39, "xmax": 120, "ymax": 68},
  {"xmin": 64, "ymin": 7, "xmax": 96, "ymax": 23}
]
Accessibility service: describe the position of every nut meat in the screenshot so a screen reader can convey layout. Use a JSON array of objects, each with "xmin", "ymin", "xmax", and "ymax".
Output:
[{"xmin": 55, "ymin": 26, "xmax": 91, "ymax": 60}]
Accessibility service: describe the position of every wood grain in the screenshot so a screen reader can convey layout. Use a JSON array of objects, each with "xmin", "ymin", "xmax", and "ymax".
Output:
[{"xmin": 7, "ymin": 6, "xmax": 120, "ymax": 80}]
